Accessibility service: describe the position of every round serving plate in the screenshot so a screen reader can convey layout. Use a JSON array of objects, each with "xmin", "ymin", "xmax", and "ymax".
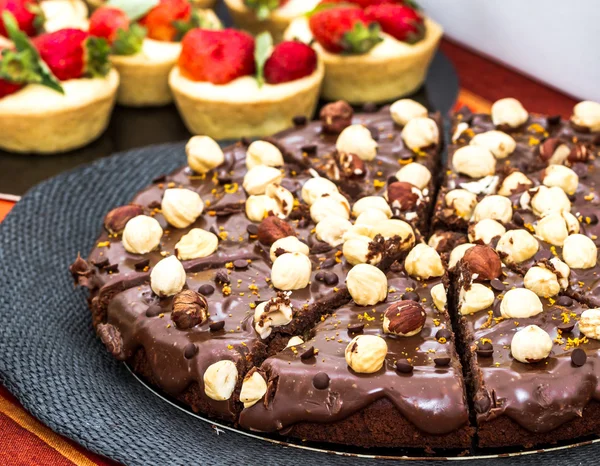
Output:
[{"xmin": 1, "ymin": 143, "xmax": 600, "ymax": 466}]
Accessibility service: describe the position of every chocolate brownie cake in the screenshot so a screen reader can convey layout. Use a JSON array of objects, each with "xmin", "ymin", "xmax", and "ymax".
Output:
[{"xmin": 71, "ymin": 97, "xmax": 600, "ymax": 451}]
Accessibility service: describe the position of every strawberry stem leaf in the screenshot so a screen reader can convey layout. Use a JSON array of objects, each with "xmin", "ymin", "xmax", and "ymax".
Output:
[
  {"xmin": 0, "ymin": 49, "xmax": 42, "ymax": 84},
  {"xmin": 341, "ymin": 21, "xmax": 383, "ymax": 54},
  {"xmin": 254, "ymin": 31, "xmax": 273, "ymax": 88},
  {"xmin": 112, "ymin": 23, "xmax": 146, "ymax": 55},
  {"xmin": 85, "ymin": 36, "xmax": 111, "ymax": 78},
  {"xmin": 305, "ymin": 2, "xmax": 356, "ymax": 18},
  {"xmin": 106, "ymin": 0, "xmax": 159, "ymax": 21},
  {"xmin": 244, "ymin": 0, "xmax": 280, "ymax": 21},
  {"xmin": 173, "ymin": 9, "xmax": 222, "ymax": 42},
  {"xmin": 1, "ymin": 11, "xmax": 64, "ymax": 94}
]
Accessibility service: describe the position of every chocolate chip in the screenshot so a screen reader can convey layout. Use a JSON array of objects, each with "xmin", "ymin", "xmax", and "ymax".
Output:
[
  {"xmin": 215, "ymin": 270, "xmax": 230, "ymax": 285},
  {"xmin": 92, "ymin": 258, "xmax": 109, "ymax": 269},
  {"xmin": 558, "ymin": 321, "xmax": 575, "ymax": 333},
  {"xmin": 104, "ymin": 263, "xmax": 119, "ymax": 273},
  {"xmin": 402, "ymin": 291, "xmax": 420, "ymax": 302},
  {"xmin": 312, "ymin": 372, "xmax": 330, "ymax": 389},
  {"xmin": 476, "ymin": 341, "xmax": 494, "ymax": 358},
  {"xmin": 367, "ymin": 125, "xmax": 380, "ymax": 141},
  {"xmin": 387, "ymin": 175, "xmax": 398, "ymax": 186},
  {"xmin": 324, "ymin": 273, "xmax": 339, "ymax": 286},
  {"xmin": 490, "ymin": 279, "xmax": 505, "ymax": 291},
  {"xmin": 209, "ymin": 320, "xmax": 225, "ymax": 332},
  {"xmin": 434, "ymin": 355, "xmax": 451, "ymax": 367},
  {"xmin": 588, "ymin": 213, "xmax": 599, "ymax": 225},
  {"xmin": 198, "ymin": 284, "xmax": 215, "ymax": 296},
  {"xmin": 395, "ymin": 359, "xmax": 413, "ymax": 374},
  {"xmin": 133, "ymin": 259, "xmax": 150, "ymax": 271},
  {"xmin": 556, "ymin": 296, "xmax": 573, "ymax": 307},
  {"xmin": 301, "ymin": 144, "xmax": 317, "ymax": 155},
  {"xmin": 148, "ymin": 200, "xmax": 161, "ymax": 209},
  {"xmin": 534, "ymin": 249, "xmax": 553, "ymax": 261},
  {"xmin": 184, "ymin": 343, "xmax": 198, "ymax": 359},
  {"xmin": 320, "ymin": 257, "xmax": 336, "ymax": 269},
  {"xmin": 435, "ymin": 329, "xmax": 452, "ymax": 341},
  {"xmin": 347, "ymin": 323, "xmax": 364, "ymax": 335},
  {"xmin": 247, "ymin": 224, "xmax": 259, "ymax": 237},
  {"xmin": 571, "ymin": 348, "xmax": 587, "ymax": 367},
  {"xmin": 512, "ymin": 212, "xmax": 525, "ymax": 227},
  {"xmin": 568, "ymin": 193, "xmax": 577, "ymax": 202},
  {"xmin": 362, "ymin": 102, "xmax": 378, "ymax": 113},
  {"xmin": 233, "ymin": 259, "xmax": 249, "ymax": 270},
  {"xmin": 240, "ymin": 137, "xmax": 251, "ymax": 146},
  {"xmin": 293, "ymin": 115, "xmax": 307, "ymax": 126},
  {"xmin": 547, "ymin": 115, "xmax": 561, "ymax": 125},
  {"xmin": 146, "ymin": 304, "xmax": 163, "ymax": 317},
  {"xmin": 300, "ymin": 346, "xmax": 316, "ymax": 360},
  {"xmin": 474, "ymin": 395, "xmax": 491, "ymax": 413},
  {"xmin": 315, "ymin": 271, "xmax": 326, "ymax": 282}
]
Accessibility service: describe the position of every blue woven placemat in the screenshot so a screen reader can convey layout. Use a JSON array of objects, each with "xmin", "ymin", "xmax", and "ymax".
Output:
[{"xmin": 1, "ymin": 142, "xmax": 598, "ymax": 465}]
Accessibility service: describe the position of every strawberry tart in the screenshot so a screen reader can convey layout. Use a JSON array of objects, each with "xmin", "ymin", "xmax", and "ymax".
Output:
[
  {"xmin": 89, "ymin": 1, "xmax": 220, "ymax": 107},
  {"xmin": 224, "ymin": 0, "xmax": 320, "ymax": 42},
  {"xmin": 169, "ymin": 29, "xmax": 324, "ymax": 139},
  {"xmin": 0, "ymin": 12, "xmax": 118, "ymax": 153},
  {"xmin": 285, "ymin": 1, "xmax": 443, "ymax": 103}
]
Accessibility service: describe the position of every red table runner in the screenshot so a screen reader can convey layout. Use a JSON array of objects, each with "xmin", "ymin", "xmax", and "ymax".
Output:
[{"xmin": 0, "ymin": 38, "xmax": 579, "ymax": 465}]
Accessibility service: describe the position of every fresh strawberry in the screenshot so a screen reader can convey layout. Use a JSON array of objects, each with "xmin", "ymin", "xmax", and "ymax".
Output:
[
  {"xmin": 0, "ymin": 0, "xmax": 40, "ymax": 37},
  {"xmin": 319, "ymin": 0, "xmax": 403, "ymax": 7},
  {"xmin": 365, "ymin": 4, "xmax": 425, "ymax": 43},
  {"xmin": 179, "ymin": 29, "xmax": 255, "ymax": 85},
  {"xmin": 244, "ymin": 0, "xmax": 289, "ymax": 20},
  {"xmin": 89, "ymin": 7, "xmax": 129, "ymax": 44},
  {"xmin": 309, "ymin": 6, "xmax": 382, "ymax": 54},
  {"xmin": 139, "ymin": 0, "xmax": 191, "ymax": 42},
  {"xmin": 264, "ymin": 41, "xmax": 317, "ymax": 84},
  {"xmin": 0, "ymin": 77, "xmax": 22, "ymax": 97},
  {"xmin": 33, "ymin": 29, "xmax": 110, "ymax": 81}
]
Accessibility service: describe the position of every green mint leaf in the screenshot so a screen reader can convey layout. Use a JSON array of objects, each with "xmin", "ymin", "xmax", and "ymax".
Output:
[
  {"xmin": 107, "ymin": 0, "xmax": 159, "ymax": 21},
  {"xmin": 112, "ymin": 24, "xmax": 146, "ymax": 55},
  {"xmin": 254, "ymin": 31, "xmax": 273, "ymax": 88},
  {"xmin": 1, "ymin": 11, "xmax": 64, "ymax": 94}
]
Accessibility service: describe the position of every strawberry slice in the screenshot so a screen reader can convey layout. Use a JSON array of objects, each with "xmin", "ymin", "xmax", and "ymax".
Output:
[
  {"xmin": 89, "ymin": 6, "xmax": 145, "ymax": 55},
  {"xmin": 244, "ymin": 0, "xmax": 289, "ymax": 20},
  {"xmin": 34, "ymin": 29, "xmax": 110, "ymax": 81},
  {"xmin": 179, "ymin": 29, "xmax": 255, "ymax": 85},
  {"xmin": 139, "ymin": 0, "xmax": 191, "ymax": 42},
  {"xmin": 0, "ymin": 0, "xmax": 40, "ymax": 37},
  {"xmin": 309, "ymin": 6, "xmax": 382, "ymax": 54},
  {"xmin": 264, "ymin": 41, "xmax": 317, "ymax": 84},
  {"xmin": 365, "ymin": 4, "xmax": 425, "ymax": 43}
]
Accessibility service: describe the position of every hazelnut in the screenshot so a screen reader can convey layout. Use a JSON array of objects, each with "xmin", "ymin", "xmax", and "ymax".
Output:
[
  {"xmin": 265, "ymin": 183, "xmax": 294, "ymax": 218},
  {"xmin": 428, "ymin": 231, "xmax": 467, "ymax": 254},
  {"xmin": 452, "ymin": 146, "xmax": 496, "ymax": 179},
  {"xmin": 534, "ymin": 212, "xmax": 579, "ymax": 247},
  {"xmin": 571, "ymin": 100, "xmax": 600, "ymax": 132},
  {"xmin": 301, "ymin": 177, "xmax": 339, "ymax": 206},
  {"xmin": 245, "ymin": 194, "xmax": 278, "ymax": 222},
  {"xmin": 240, "ymin": 369, "xmax": 268, "ymax": 409},
  {"xmin": 310, "ymin": 193, "xmax": 350, "ymax": 223},
  {"xmin": 549, "ymin": 257, "xmax": 571, "ymax": 289},
  {"xmin": 541, "ymin": 165, "xmax": 579, "ymax": 195},
  {"xmin": 579, "ymin": 309, "xmax": 600, "ymax": 340},
  {"xmin": 336, "ymin": 125, "xmax": 378, "ymax": 161},
  {"xmin": 161, "ymin": 188, "xmax": 204, "ymax": 229},
  {"xmin": 186, "ymin": 135, "xmax": 224, "ymax": 174},
  {"xmin": 315, "ymin": 216, "xmax": 352, "ymax": 247},
  {"xmin": 104, "ymin": 204, "xmax": 144, "ymax": 235},
  {"xmin": 491, "ymin": 97, "xmax": 529, "ymax": 128},
  {"xmin": 383, "ymin": 300, "xmax": 426, "ymax": 337},
  {"xmin": 390, "ymin": 98, "xmax": 428, "ymax": 126},
  {"xmin": 345, "ymin": 334, "xmax": 388, "ymax": 374},
  {"xmin": 431, "ymin": 283, "xmax": 447, "ymax": 311},
  {"xmin": 405, "ymin": 244, "xmax": 445, "ymax": 279},
  {"xmin": 338, "ymin": 152, "xmax": 366, "ymax": 178},
  {"xmin": 343, "ymin": 235, "xmax": 382, "ymax": 266},
  {"xmin": 243, "ymin": 165, "xmax": 284, "ymax": 195},
  {"xmin": 370, "ymin": 219, "xmax": 415, "ymax": 245},
  {"xmin": 511, "ymin": 325, "xmax": 552, "ymax": 363},
  {"xmin": 320, "ymin": 100, "xmax": 353, "ymax": 134},
  {"xmin": 497, "ymin": 171, "xmax": 532, "ymax": 196},
  {"xmin": 171, "ymin": 289, "xmax": 208, "ymax": 329},
  {"xmin": 538, "ymin": 137, "xmax": 571, "ymax": 165},
  {"xmin": 468, "ymin": 219, "xmax": 506, "ymax": 245},
  {"xmin": 257, "ymin": 216, "xmax": 296, "ymax": 246},
  {"xmin": 254, "ymin": 292, "xmax": 293, "ymax": 339},
  {"xmin": 285, "ymin": 336, "xmax": 304, "ymax": 348},
  {"xmin": 269, "ymin": 236, "xmax": 309, "ymax": 263},
  {"xmin": 445, "ymin": 189, "xmax": 477, "ymax": 220},
  {"xmin": 271, "ymin": 252, "xmax": 312, "ymax": 290},
  {"xmin": 347, "ymin": 264, "xmax": 388, "ymax": 306},
  {"xmin": 568, "ymin": 143, "xmax": 589, "ymax": 163},
  {"xmin": 387, "ymin": 182, "xmax": 421, "ymax": 211},
  {"xmin": 122, "ymin": 215, "xmax": 163, "ymax": 254},
  {"xmin": 448, "ymin": 243, "xmax": 475, "ymax": 269},
  {"xmin": 523, "ymin": 186, "xmax": 571, "ymax": 217},
  {"xmin": 343, "ymin": 223, "xmax": 374, "ymax": 242},
  {"xmin": 150, "ymin": 256, "xmax": 186, "ymax": 297},
  {"xmin": 500, "ymin": 288, "xmax": 543, "ymax": 318},
  {"xmin": 395, "ymin": 162, "xmax": 432, "ymax": 190},
  {"xmin": 462, "ymin": 245, "xmax": 502, "ymax": 280},
  {"xmin": 496, "ymin": 229, "xmax": 539, "ymax": 264},
  {"xmin": 97, "ymin": 323, "xmax": 125, "ymax": 360},
  {"xmin": 524, "ymin": 266, "xmax": 560, "ymax": 298},
  {"xmin": 562, "ymin": 234, "xmax": 597, "ymax": 269},
  {"xmin": 471, "ymin": 195, "xmax": 512, "ymax": 224},
  {"xmin": 352, "ymin": 196, "xmax": 392, "ymax": 218},
  {"xmin": 470, "ymin": 130, "xmax": 516, "ymax": 159},
  {"xmin": 246, "ymin": 140, "xmax": 284, "ymax": 170},
  {"xmin": 203, "ymin": 360, "xmax": 238, "ymax": 401},
  {"xmin": 355, "ymin": 208, "xmax": 389, "ymax": 225},
  {"xmin": 401, "ymin": 117, "xmax": 439, "ymax": 150},
  {"xmin": 175, "ymin": 228, "xmax": 219, "ymax": 260},
  {"xmin": 458, "ymin": 283, "xmax": 494, "ymax": 315}
]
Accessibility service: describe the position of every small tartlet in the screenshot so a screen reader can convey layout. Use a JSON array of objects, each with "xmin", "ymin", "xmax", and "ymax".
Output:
[{"xmin": 285, "ymin": 16, "xmax": 443, "ymax": 104}]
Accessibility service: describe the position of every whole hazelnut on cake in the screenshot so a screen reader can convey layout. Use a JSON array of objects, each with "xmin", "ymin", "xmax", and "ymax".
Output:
[{"xmin": 383, "ymin": 301, "xmax": 426, "ymax": 337}]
